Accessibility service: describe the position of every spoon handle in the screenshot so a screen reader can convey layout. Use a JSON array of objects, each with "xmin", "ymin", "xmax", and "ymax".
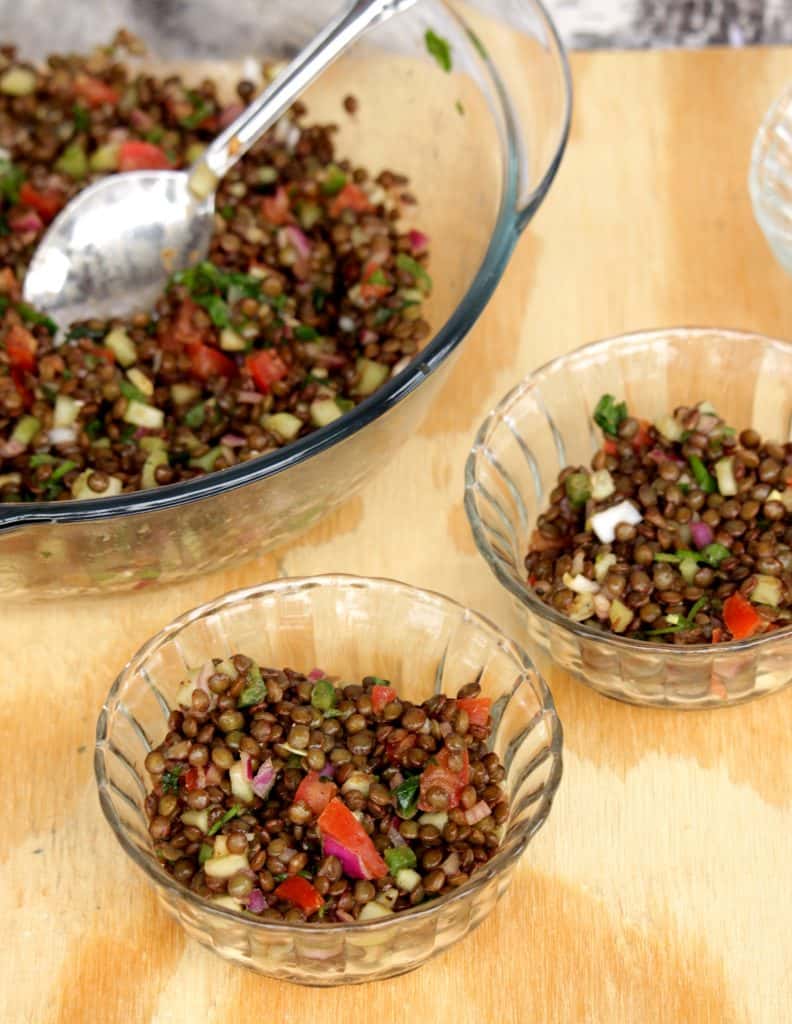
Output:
[{"xmin": 191, "ymin": 0, "xmax": 417, "ymax": 191}]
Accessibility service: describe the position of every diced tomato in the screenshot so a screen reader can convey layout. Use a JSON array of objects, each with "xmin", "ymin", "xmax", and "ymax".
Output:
[
  {"xmin": 418, "ymin": 746, "xmax": 469, "ymax": 812},
  {"xmin": 359, "ymin": 259, "xmax": 390, "ymax": 301},
  {"xmin": 261, "ymin": 185, "xmax": 292, "ymax": 225},
  {"xmin": 723, "ymin": 592, "xmax": 762, "ymax": 641},
  {"xmin": 456, "ymin": 697, "xmax": 492, "ymax": 728},
  {"xmin": 293, "ymin": 771, "xmax": 337, "ymax": 816},
  {"xmin": 4, "ymin": 324, "xmax": 37, "ymax": 372},
  {"xmin": 370, "ymin": 684, "xmax": 397, "ymax": 714},
  {"xmin": 329, "ymin": 183, "xmax": 372, "ymax": 218},
  {"xmin": 181, "ymin": 765, "xmax": 206, "ymax": 792},
  {"xmin": 317, "ymin": 797, "xmax": 388, "ymax": 880},
  {"xmin": 164, "ymin": 297, "xmax": 206, "ymax": 351},
  {"xmin": 91, "ymin": 345, "xmax": 116, "ymax": 365},
  {"xmin": 10, "ymin": 369, "xmax": 33, "ymax": 410},
  {"xmin": 186, "ymin": 341, "xmax": 236, "ymax": 381},
  {"xmin": 73, "ymin": 73, "xmax": 119, "ymax": 108},
  {"xmin": 602, "ymin": 437, "xmax": 619, "ymax": 456},
  {"xmin": 631, "ymin": 418, "xmax": 652, "ymax": 451},
  {"xmin": 0, "ymin": 268, "xmax": 20, "ymax": 299},
  {"xmin": 245, "ymin": 349, "xmax": 288, "ymax": 393},
  {"xmin": 19, "ymin": 182, "xmax": 65, "ymax": 224},
  {"xmin": 273, "ymin": 875, "xmax": 324, "ymax": 915},
  {"xmin": 711, "ymin": 627, "xmax": 723, "ymax": 644},
  {"xmin": 118, "ymin": 140, "xmax": 173, "ymax": 172}
]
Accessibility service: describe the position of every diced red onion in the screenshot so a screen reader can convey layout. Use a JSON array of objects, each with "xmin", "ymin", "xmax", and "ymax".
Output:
[
  {"xmin": 698, "ymin": 413, "xmax": 720, "ymax": 434},
  {"xmin": 0, "ymin": 439, "xmax": 25, "ymax": 458},
  {"xmin": 648, "ymin": 448, "xmax": 685, "ymax": 465},
  {"xmin": 463, "ymin": 800, "xmax": 492, "ymax": 826},
  {"xmin": 246, "ymin": 888, "xmax": 267, "ymax": 913},
  {"xmin": 204, "ymin": 764, "xmax": 222, "ymax": 787},
  {"xmin": 220, "ymin": 433, "xmax": 247, "ymax": 448},
  {"xmin": 359, "ymin": 329, "xmax": 378, "ymax": 345},
  {"xmin": 321, "ymin": 834, "xmax": 368, "ymax": 879},
  {"xmin": 240, "ymin": 751, "xmax": 253, "ymax": 782},
  {"xmin": 336, "ymin": 909, "xmax": 355, "ymax": 923},
  {"xmin": 315, "ymin": 351, "xmax": 348, "ymax": 369},
  {"xmin": 308, "ymin": 668, "xmax": 326, "ymax": 681},
  {"xmin": 690, "ymin": 521, "xmax": 714, "ymax": 549},
  {"xmin": 408, "ymin": 229, "xmax": 429, "ymax": 254},
  {"xmin": 438, "ymin": 721, "xmax": 453, "ymax": 737},
  {"xmin": 219, "ymin": 102, "xmax": 244, "ymax": 128},
  {"xmin": 388, "ymin": 771, "xmax": 404, "ymax": 790},
  {"xmin": 194, "ymin": 659, "xmax": 214, "ymax": 695},
  {"xmin": 9, "ymin": 210, "xmax": 43, "ymax": 234},
  {"xmin": 387, "ymin": 820, "xmax": 407, "ymax": 847},
  {"xmin": 236, "ymin": 390, "xmax": 262, "ymax": 404},
  {"xmin": 134, "ymin": 427, "xmax": 155, "ymax": 439},
  {"xmin": 251, "ymin": 759, "xmax": 277, "ymax": 800},
  {"xmin": 286, "ymin": 225, "xmax": 312, "ymax": 261},
  {"xmin": 593, "ymin": 593, "xmax": 612, "ymax": 620},
  {"xmin": 130, "ymin": 108, "xmax": 154, "ymax": 131},
  {"xmin": 318, "ymin": 763, "xmax": 335, "ymax": 779}
]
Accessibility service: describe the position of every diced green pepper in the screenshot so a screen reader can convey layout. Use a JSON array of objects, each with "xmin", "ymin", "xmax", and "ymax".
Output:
[
  {"xmin": 310, "ymin": 679, "xmax": 337, "ymax": 712},
  {"xmin": 564, "ymin": 471, "xmax": 591, "ymax": 506},
  {"xmin": 55, "ymin": 142, "xmax": 88, "ymax": 180},
  {"xmin": 688, "ymin": 455, "xmax": 716, "ymax": 494},
  {"xmin": 384, "ymin": 846, "xmax": 417, "ymax": 875}
]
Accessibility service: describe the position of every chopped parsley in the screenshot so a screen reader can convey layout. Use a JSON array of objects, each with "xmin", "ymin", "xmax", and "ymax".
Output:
[
  {"xmin": 161, "ymin": 765, "xmax": 184, "ymax": 794},
  {"xmin": 593, "ymin": 394, "xmax": 628, "ymax": 437},
  {"xmin": 425, "ymin": 29, "xmax": 452, "ymax": 72}
]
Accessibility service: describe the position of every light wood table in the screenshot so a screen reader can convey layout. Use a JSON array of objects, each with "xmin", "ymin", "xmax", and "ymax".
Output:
[{"xmin": 4, "ymin": 46, "xmax": 792, "ymax": 1024}]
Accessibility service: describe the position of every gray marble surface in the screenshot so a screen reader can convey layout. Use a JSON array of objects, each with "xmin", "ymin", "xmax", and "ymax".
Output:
[{"xmin": 7, "ymin": 0, "xmax": 792, "ymax": 55}]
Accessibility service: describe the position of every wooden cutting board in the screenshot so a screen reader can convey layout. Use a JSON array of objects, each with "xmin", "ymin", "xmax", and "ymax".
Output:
[{"xmin": 4, "ymin": 46, "xmax": 792, "ymax": 1024}]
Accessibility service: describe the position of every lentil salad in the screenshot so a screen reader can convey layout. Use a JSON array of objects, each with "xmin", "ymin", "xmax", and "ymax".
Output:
[
  {"xmin": 0, "ymin": 34, "xmax": 431, "ymax": 502},
  {"xmin": 144, "ymin": 659, "xmax": 507, "ymax": 922},
  {"xmin": 525, "ymin": 396, "xmax": 792, "ymax": 644}
]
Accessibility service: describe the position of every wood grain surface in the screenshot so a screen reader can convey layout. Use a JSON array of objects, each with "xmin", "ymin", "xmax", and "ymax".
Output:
[{"xmin": 3, "ymin": 46, "xmax": 792, "ymax": 1024}]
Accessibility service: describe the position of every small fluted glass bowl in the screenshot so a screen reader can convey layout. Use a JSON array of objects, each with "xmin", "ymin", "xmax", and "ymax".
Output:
[
  {"xmin": 465, "ymin": 328, "xmax": 792, "ymax": 709},
  {"xmin": 95, "ymin": 574, "xmax": 562, "ymax": 985},
  {"xmin": 749, "ymin": 83, "xmax": 792, "ymax": 274}
]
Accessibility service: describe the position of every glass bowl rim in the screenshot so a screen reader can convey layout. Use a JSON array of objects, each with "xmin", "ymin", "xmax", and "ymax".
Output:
[
  {"xmin": 465, "ymin": 325, "xmax": 792, "ymax": 657},
  {"xmin": 2, "ymin": 0, "xmax": 572, "ymax": 530},
  {"xmin": 94, "ymin": 572, "xmax": 563, "ymax": 934}
]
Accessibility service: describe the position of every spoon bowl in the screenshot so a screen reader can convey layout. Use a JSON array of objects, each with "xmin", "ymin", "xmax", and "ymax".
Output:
[
  {"xmin": 22, "ymin": 0, "xmax": 417, "ymax": 331},
  {"xmin": 23, "ymin": 171, "xmax": 214, "ymax": 327}
]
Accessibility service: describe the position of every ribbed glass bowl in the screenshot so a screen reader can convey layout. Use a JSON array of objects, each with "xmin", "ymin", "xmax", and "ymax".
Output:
[
  {"xmin": 95, "ymin": 574, "xmax": 562, "ymax": 985},
  {"xmin": 749, "ymin": 83, "xmax": 792, "ymax": 274},
  {"xmin": 465, "ymin": 328, "xmax": 792, "ymax": 709}
]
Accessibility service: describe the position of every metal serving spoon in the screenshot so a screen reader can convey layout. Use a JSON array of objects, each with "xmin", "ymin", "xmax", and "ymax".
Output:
[{"xmin": 23, "ymin": 0, "xmax": 418, "ymax": 331}]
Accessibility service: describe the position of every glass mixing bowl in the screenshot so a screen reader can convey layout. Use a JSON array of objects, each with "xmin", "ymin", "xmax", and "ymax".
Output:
[
  {"xmin": 465, "ymin": 329, "xmax": 792, "ymax": 709},
  {"xmin": 95, "ymin": 574, "xmax": 562, "ymax": 985},
  {"xmin": 0, "ymin": 0, "xmax": 571, "ymax": 595}
]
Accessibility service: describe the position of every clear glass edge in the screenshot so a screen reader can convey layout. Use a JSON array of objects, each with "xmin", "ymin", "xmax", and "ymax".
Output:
[
  {"xmin": 464, "ymin": 326, "xmax": 792, "ymax": 658},
  {"xmin": 94, "ymin": 572, "xmax": 564, "ymax": 933},
  {"xmin": 0, "ymin": 0, "xmax": 572, "ymax": 532}
]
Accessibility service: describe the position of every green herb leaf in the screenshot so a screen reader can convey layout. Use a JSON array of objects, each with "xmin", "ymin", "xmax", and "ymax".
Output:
[
  {"xmin": 273, "ymin": 873, "xmax": 288, "ymax": 883},
  {"xmin": 50, "ymin": 459, "xmax": 78, "ymax": 483},
  {"xmin": 295, "ymin": 325, "xmax": 319, "ymax": 340},
  {"xmin": 73, "ymin": 104, "xmax": 91, "ymax": 133},
  {"xmin": 310, "ymin": 679, "xmax": 337, "ymax": 713},
  {"xmin": 395, "ymin": 253, "xmax": 432, "ymax": 294},
  {"xmin": 144, "ymin": 127, "xmax": 164, "ymax": 143},
  {"xmin": 196, "ymin": 294, "xmax": 230, "ymax": 327},
  {"xmin": 161, "ymin": 765, "xmax": 184, "ymax": 793},
  {"xmin": 180, "ymin": 92, "xmax": 213, "ymax": 129},
  {"xmin": 384, "ymin": 846, "xmax": 417, "ymax": 874},
  {"xmin": 593, "ymin": 394, "xmax": 628, "ymax": 437},
  {"xmin": 699, "ymin": 542, "xmax": 731, "ymax": 568},
  {"xmin": 207, "ymin": 804, "xmax": 244, "ymax": 836},
  {"xmin": 66, "ymin": 324, "xmax": 106, "ymax": 341},
  {"xmin": 393, "ymin": 775, "xmax": 420, "ymax": 819},
  {"xmin": 688, "ymin": 455, "xmax": 716, "ymax": 494},
  {"xmin": 85, "ymin": 418, "xmax": 103, "ymax": 441},
  {"xmin": 320, "ymin": 164, "xmax": 347, "ymax": 196},
  {"xmin": 219, "ymin": 204, "xmax": 234, "ymax": 220},
  {"xmin": 119, "ymin": 378, "xmax": 149, "ymax": 404},
  {"xmin": 184, "ymin": 403, "xmax": 205, "ymax": 429},
  {"xmin": 15, "ymin": 302, "xmax": 58, "ymax": 335},
  {"xmin": 29, "ymin": 454, "xmax": 56, "ymax": 468},
  {"xmin": 312, "ymin": 288, "xmax": 327, "ymax": 312},
  {"xmin": 425, "ymin": 29, "xmax": 452, "ymax": 72},
  {"xmin": 0, "ymin": 158, "xmax": 24, "ymax": 204},
  {"xmin": 238, "ymin": 664, "xmax": 267, "ymax": 708}
]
